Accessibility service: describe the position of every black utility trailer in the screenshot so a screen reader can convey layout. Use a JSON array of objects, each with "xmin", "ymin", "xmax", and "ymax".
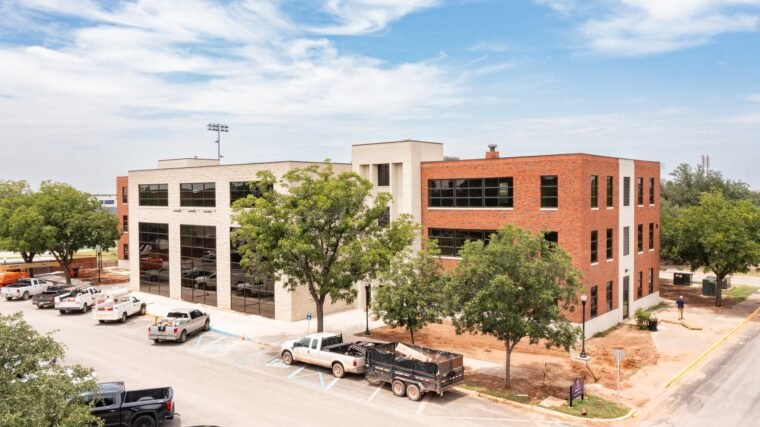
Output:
[{"xmin": 364, "ymin": 342, "xmax": 464, "ymax": 401}]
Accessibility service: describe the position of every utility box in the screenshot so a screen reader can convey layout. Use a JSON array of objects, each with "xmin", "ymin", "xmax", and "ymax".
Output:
[
  {"xmin": 720, "ymin": 277, "xmax": 731, "ymax": 289},
  {"xmin": 702, "ymin": 277, "xmax": 716, "ymax": 296},
  {"xmin": 673, "ymin": 272, "xmax": 692, "ymax": 286}
]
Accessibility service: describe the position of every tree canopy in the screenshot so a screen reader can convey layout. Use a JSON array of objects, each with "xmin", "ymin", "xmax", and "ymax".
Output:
[
  {"xmin": 233, "ymin": 162, "xmax": 415, "ymax": 332},
  {"xmin": 0, "ymin": 182, "xmax": 53, "ymax": 265},
  {"xmin": 0, "ymin": 312, "xmax": 101, "ymax": 426},
  {"xmin": 661, "ymin": 162, "xmax": 752, "ymax": 208},
  {"xmin": 447, "ymin": 225, "xmax": 582, "ymax": 388},
  {"xmin": 373, "ymin": 243, "xmax": 446, "ymax": 344},
  {"xmin": 666, "ymin": 190, "xmax": 760, "ymax": 306}
]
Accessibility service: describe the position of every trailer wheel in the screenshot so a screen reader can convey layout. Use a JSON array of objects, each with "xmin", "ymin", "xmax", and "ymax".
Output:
[
  {"xmin": 331, "ymin": 362, "xmax": 345, "ymax": 378},
  {"xmin": 392, "ymin": 380, "xmax": 406, "ymax": 397},
  {"xmin": 153, "ymin": 339, "xmax": 160, "ymax": 344},
  {"xmin": 59, "ymin": 310, "xmax": 66, "ymax": 315},
  {"xmin": 406, "ymin": 383, "xmax": 423, "ymax": 401},
  {"xmin": 98, "ymin": 320, "xmax": 105, "ymax": 324},
  {"xmin": 131, "ymin": 414, "xmax": 156, "ymax": 427},
  {"xmin": 281, "ymin": 351, "xmax": 293, "ymax": 365},
  {"xmin": 121, "ymin": 312, "xmax": 128, "ymax": 323}
]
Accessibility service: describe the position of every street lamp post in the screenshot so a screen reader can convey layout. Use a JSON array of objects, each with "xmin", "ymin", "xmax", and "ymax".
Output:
[
  {"xmin": 364, "ymin": 283, "xmax": 371, "ymax": 336},
  {"xmin": 207, "ymin": 123, "xmax": 228, "ymax": 160},
  {"xmin": 580, "ymin": 293, "xmax": 588, "ymax": 359}
]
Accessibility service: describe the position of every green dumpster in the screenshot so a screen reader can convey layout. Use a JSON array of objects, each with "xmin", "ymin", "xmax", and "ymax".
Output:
[
  {"xmin": 674, "ymin": 273, "xmax": 692, "ymax": 286},
  {"xmin": 702, "ymin": 277, "xmax": 716, "ymax": 296}
]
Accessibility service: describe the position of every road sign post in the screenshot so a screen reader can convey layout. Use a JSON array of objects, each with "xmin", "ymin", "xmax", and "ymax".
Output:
[{"xmin": 611, "ymin": 347, "xmax": 625, "ymax": 400}]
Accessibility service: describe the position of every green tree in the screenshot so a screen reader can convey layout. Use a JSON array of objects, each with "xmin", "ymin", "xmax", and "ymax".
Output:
[
  {"xmin": 667, "ymin": 191, "xmax": 760, "ymax": 306},
  {"xmin": 661, "ymin": 162, "xmax": 751, "ymax": 208},
  {"xmin": 0, "ymin": 180, "xmax": 31, "ymax": 200},
  {"xmin": 372, "ymin": 243, "xmax": 446, "ymax": 344},
  {"xmin": 0, "ymin": 188, "xmax": 54, "ymax": 267},
  {"xmin": 447, "ymin": 225, "xmax": 582, "ymax": 388},
  {"xmin": 0, "ymin": 312, "xmax": 101, "ymax": 426},
  {"xmin": 35, "ymin": 182, "xmax": 120, "ymax": 285},
  {"xmin": 233, "ymin": 163, "xmax": 415, "ymax": 332}
]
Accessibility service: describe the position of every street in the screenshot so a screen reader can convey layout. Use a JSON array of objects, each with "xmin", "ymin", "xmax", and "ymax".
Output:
[
  {"xmin": 641, "ymin": 316, "xmax": 760, "ymax": 427},
  {"xmin": 3, "ymin": 299, "xmax": 571, "ymax": 427}
]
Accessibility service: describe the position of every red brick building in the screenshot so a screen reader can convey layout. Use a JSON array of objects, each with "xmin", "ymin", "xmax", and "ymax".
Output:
[
  {"xmin": 421, "ymin": 146, "xmax": 660, "ymax": 336},
  {"xmin": 116, "ymin": 176, "xmax": 129, "ymax": 269}
]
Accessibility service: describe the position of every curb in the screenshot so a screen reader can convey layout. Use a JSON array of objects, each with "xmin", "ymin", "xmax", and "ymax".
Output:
[
  {"xmin": 454, "ymin": 386, "xmax": 637, "ymax": 423},
  {"xmin": 665, "ymin": 306, "xmax": 760, "ymax": 389}
]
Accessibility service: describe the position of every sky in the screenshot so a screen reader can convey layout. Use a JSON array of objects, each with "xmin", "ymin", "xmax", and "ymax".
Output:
[{"xmin": 1, "ymin": 0, "xmax": 759, "ymax": 193}]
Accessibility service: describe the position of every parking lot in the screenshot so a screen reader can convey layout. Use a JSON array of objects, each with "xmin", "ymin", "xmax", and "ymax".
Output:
[{"xmin": 3, "ymin": 297, "xmax": 574, "ymax": 426}]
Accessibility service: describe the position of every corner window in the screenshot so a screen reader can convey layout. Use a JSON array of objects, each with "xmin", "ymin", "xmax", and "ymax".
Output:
[
  {"xmin": 590, "ymin": 175, "xmax": 598, "ymax": 208},
  {"xmin": 122, "ymin": 186, "xmax": 128, "ymax": 204},
  {"xmin": 590, "ymin": 230, "xmax": 598, "ymax": 263},
  {"xmin": 637, "ymin": 177, "xmax": 644, "ymax": 205},
  {"xmin": 180, "ymin": 183, "xmax": 216, "ymax": 207},
  {"xmin": 376, "ymin": 164, "xmax": 390, "ymax": 187},
  {"xmin": 606, "ymin": 176, "xmax": 614, "ymax": 208},
  {"xmin": 649, "ymin": 177, "xmax": 655, "ymax": 205},
  {"xmin": 590, "ymin": 286, "xmax": 598, "ymax": 318},
  {"xmin": 540, "ymin": 176, "xmax": 558, "ymax": 208},
  {"xmin": 138, "ymin": 184, "xmax": 168, "ymax": 206},
  {"xmin": 606, "ymin": 228, "xmax": 613, "ymax": 260},
  {"xmin": 623, "ymin": 177, "xmax": 631, "ymax": 207}
]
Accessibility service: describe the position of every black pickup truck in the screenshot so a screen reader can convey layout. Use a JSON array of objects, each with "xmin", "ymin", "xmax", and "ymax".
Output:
[
  {"xmin": 85, "ymin": 382, "xmax": 175, "ymax": 427},
  {"xmin": 32, "ymin": 286, "xmax": 70, "ymax": 309}
]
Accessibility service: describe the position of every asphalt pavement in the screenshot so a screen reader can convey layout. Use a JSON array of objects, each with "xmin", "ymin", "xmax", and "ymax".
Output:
[{"xmin": 3, "ymin": 298, "xmax": 573, "ymax": 427}]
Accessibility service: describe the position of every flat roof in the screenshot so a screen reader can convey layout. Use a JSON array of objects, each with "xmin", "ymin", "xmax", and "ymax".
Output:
[
  {"xmin": 128, "ymin": 160, "xmax": 351, "ymax": 173},
  {"xmin": 352, "ymin": 139, "xmax": 443, "ymax": 147},
  {"xmin": 422, "ymin": 152, "xmax": 660, "ymax": 164}
]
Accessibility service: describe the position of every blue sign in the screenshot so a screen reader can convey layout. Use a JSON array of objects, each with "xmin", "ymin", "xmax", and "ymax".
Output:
[
  {"xmin": 569, "ymin": 377, "xmax": 585, "ymax": 407},
  {"xmin": 306, "ymin": 312, "xmax": 312, "ymax": 321}
]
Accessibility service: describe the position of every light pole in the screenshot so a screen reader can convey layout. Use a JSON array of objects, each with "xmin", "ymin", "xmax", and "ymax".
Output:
[
  {"xmin": 580, "ymin": 293, "xmax": 588, "ymax": 359},
  {"xmin": 207, "ymin": 123, "xmax": 228, "ymax": 160},
  {"xmin": 364, "ymin": 283, "xmax": 372, "ymax": 336}
]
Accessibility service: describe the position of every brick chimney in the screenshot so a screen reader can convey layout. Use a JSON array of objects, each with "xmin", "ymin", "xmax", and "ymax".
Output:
[{"xmin": 486, "ymin": 144, "xmax": 500, "ymax": 159}]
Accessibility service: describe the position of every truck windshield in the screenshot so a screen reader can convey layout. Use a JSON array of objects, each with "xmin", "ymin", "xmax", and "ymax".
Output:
[{"xmin": 166, "ymin": 312, "xmax": 188, "ymax": 318}]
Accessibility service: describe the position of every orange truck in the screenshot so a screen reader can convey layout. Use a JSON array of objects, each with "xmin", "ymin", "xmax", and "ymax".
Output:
[{"xmin": 0, "ymin": 271, "xmax": 30, "ymax": 288}]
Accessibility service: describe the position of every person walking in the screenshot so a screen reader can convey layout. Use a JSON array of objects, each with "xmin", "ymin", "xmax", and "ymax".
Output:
[{"xmin": 677, "ymin": 296, "xmax": 685, "ymax": 320}]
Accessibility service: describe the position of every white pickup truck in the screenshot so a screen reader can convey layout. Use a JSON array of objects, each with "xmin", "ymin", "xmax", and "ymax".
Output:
[
  {"xmin": 1, "ymin": 278, "xmax": 50, "ymax": 301},
  {"xmin": 93, "ymin": 292, "xmax": 147, "ymax": 323},
  {"xmin": 280, "ymin": 333, "xmax": 376, "ymax": 378},
  {"xmin": 55, "ymin": 286, "xmax": 102, "ymax": 314}
]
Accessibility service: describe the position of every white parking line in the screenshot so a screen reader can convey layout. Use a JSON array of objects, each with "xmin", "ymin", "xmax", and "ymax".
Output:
[
  {"xmin": 416, "ymin": 393, "xmax": 431, "ymax": 415},
  {"xmin": 325, "ymin": 377, "xmax": 339, "ymax": 391},
  {"xmin": 288, "ymin": 366, "xmax": 305, "ymax": 379},
  {"xmin": 367, "ymin": 385, "xmax": 383, "ymax": 402}
]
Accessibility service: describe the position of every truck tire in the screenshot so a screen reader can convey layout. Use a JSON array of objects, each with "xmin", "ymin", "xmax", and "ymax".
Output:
[
  {"xmin": 98, "ymin": 320, "xmax": 105, "ymax": 324},
  {"xmin": 179, "ymin": 330, "xmax": 187, "ymax": 343},
  {"xmin": 406, "ymin": 383, "xmax": 423, "ymax": 401},
  {"xmin": 153, "ymin": 339, "xmax": 160, "ymax": 344},
  {"xmin": 331, "ymin": 362, "xmax": 345, "ymax": 378},
  {"xmin": 203, "ymin": 319, "xmax": 210, "ymax": 331},
  {"xmin": 121, "ymin": 312, "xmax": 128, "ymax": 323},
  {"xmin": 59, "ymin": 310, "xmax": 66, "ymax": 315},
  {"xmin": 131, "ymin": 415, "xmax": 156, "ymax": 427},
  {"xmin": 281, "ymin": 351, "xmax": 294, "ymax": 365},
  {"xmin": 392, "ymin": 380, "xmax": 406, "ymax": 397},
  {"xmin": 22, "ymin": 292, "xmax": 29, "ymax": 300},
  {"xmin": 139, "ymin": 305, "xmax": 146, "ymax": 315}
]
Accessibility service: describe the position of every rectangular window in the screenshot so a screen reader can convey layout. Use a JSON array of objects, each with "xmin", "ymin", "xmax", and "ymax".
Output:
[
  {"xmin": 590, "ymin": 175, "xmax": 598, "ymax": 208},
  {"xmin": 606, "ymin": 228, "xmax": 613, "ymax": 260},
  {"xmin": 649, "ymin": 268, "xmax": 654, "ymax": 294},
  {"xmin": 540, "ymin": 175, "xmax": 558, "ymax": 208},
  {"xmin": 649, "ymin": 177, "xmax": 655, "ymax": 205},
  {"xmin": 544, "ymin": 231, "xmax": 558, "ymax": 246},
  {"xmin": 230, "ymin": 181, "xmax": 272, "ymax": 206},
  {"xmin": 606, "ymin": 176, "xmax": 614, "ymax": 207},
  {"xmin": 180, "ymin": 225, "xmax": 217, "ymax": 307},
  {"xmin": 122, "ymin": 186, "xmax": 128, "ymax": 204},
  {"xmin": 590, "ymin": 231, "xmax": 598, "ymax": 263},
  {"xmin": 122, "ymin": 215, "xmax": 128, "ymax": 233},
  {"xmin": 123, "ymin": 244, "xmax": 129, "ymax": 260},
  {"xmin": 428, "ymin": 229, "xmax": 495, "ymax": 257},
  {"xmin": 138, "ymin": 223, "xmax": 169, "ymax": 297},
  {"xmin": 623, "ymin": 226, "xmax": 630, "ymax": 256},
  {"xmin": 230, "ymin": 227, "xmax": 275, "ymax": 318},
  {"xmin": 649, "ymin": 223, "xmax": 654, "ymax": 250},
  {"xmin": 606, "ymin": 281, "xmax": 613, "ymax": 311},
  {"xmin": 637, "ymin": 177, "xmax": 644, "ymax": 205},
  {"xmin": 623, "ymin": 177, "xmax": 631, "ymax": 207},
  {"xmin": 637, "ymin": 271, "xmax": 643, "ymax": 299},
  {"xmin": 138, "ymin": 184, "xmax": 168, "ymax": 206},
  {"xmin": 378, "ymin": 207, "xmax": 390, "ymax": 227},
  {"xmin": 637, "ymin": 224, "xmax": 644, "ymax": 252},
  {"xmin": 180, "ymin": 182, "xmax": 216, "ymax": 207},
  {"xmin": 376, "ymin": 164, "xmax": 390, "ymax": 187},
  {"xmin": 428, "ymin": 178, "xmax": 513, "ymax": 208},
  {"xmin": 590, "ymin": 286, "xmax": 598, "ymax": 318}
]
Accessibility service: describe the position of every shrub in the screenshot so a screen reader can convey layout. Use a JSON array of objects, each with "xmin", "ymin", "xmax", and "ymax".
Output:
[{"xmin": 635, "ymin": 308, "xmax": 651, "ymax": 330}]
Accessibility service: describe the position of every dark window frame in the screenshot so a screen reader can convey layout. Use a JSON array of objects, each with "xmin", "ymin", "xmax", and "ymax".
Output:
[
  {"xmin": 540, "ymin": 175, "xmax": 558, "ymax": 208},
  {"xmin": 428, "ymin": 228, "xmax": 495, "ymax": 257},
  {"xmin": 377, "ymin": 164, "xmax": 390, "ymax": 187},
  {"xmin": 122, "ymin": 186, "xmax": 128, "ymax": 204},
  {"xmin": 649, "ymin": 177, "xmax": 655, "ymax": 205},
  {"xmin": 623, "ymin": 177, "xmax": 631, "ymax": 207},
  {"xmin": 180, "ymin": 182, "xmax": 216, "ymax": 207},
  {"xmin": 122, "ymin": 215, "xmax": 128, "ymax": 233},
  {"xmin": 623, "ymin": 226, "xmax": 630, "ymax": 256},
  {"xmin": 590, "ymin": 286, "xmax": 598, "ymax": 318},
  {"xmin": 591, "ymin": 230, "xmax": 598, "ymax": 263},
  {"xmin": 606, "ymin": 281, "xmax": 613, "ymax": 311},
  {"xmin": 180, "ymin": 224, "xmax": 217, "ymax": 307},
  {"xmin": 138, "ymin": 222, "xmax": 170, "ymax": 297},
  {"xmin": 230, "ymin": 181, "xmax": 272, "ymax": 206},
  {"xmin": 637, "ymin": 224, "xmax": 644, "ymax": 252},
  {"xmin": 590, "ymin": 175, "xmax": 598, "ymax": 208},
  {"xmin": 606, "ymin": 176, "xmax": 614, "ymax": 207},
  {"xmin": 138, "ymin": 184, "xmax": 168, "ymax": 206},
  {"xmin": 544, "ymin": 231, "xmax": 558, "ymax": 246},
  {"xmin": 649, "ymin": 268, "xmax": 654, "ymax": 293},
  {"xmin": 123, "ymin": 243, "xmax": 129, "ymax": 260},
  {"xmin": 649, "ymin": 223, "xmax": 654, "ymax": 250},
  {"xmin": 637, "ymin": 177, "xmax": 644, "ymax": 205},
  {"xmin": 606, "ymin": 228, "xmax": 613, "ymax": 260},
  {"xmin": 637, "ymin": 271, "xmax": 643, "ymax": 299},
  {"xmin": 428, "ymin": 177, "xmax": 514, "ymax": 208}
]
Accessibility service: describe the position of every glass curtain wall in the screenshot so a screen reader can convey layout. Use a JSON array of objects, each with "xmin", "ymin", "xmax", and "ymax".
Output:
[
  {"xmin": 230, "ymin": 228, "xmax": 275, "ymax": 318},
  {"xmin": 139, "ymin": 223, "xmax": 170, "ymax": 297},
  {"xmin": 180, "ymin": 225, "xmax": 217, "ymax": 306}
]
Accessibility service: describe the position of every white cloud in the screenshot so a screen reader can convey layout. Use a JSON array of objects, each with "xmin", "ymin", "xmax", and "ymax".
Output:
[
  {"xmin": 312, "ymin": 0, "xmax": 440, "ymax": 35},
  {"xmin": 467, "ymin": 41, "xmax": 509, "ymax": 52},
  {"xmin": 535, "ymin": 0, "xmax": 760, "ymax": 55},
  {"xmin": 748, "ymin": 93, "xmax": 760, "ymax": 101}
]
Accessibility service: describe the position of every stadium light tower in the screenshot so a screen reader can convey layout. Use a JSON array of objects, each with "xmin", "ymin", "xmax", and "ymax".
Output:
[{"xmin": 207, "ymin": 123, "xmax": 228, "ymax": 160}]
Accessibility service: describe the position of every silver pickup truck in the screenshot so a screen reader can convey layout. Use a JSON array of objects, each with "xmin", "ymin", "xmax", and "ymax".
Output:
[
  {"xmin": 280, "ymin": 333, "xmax": 377, "ymax": 378},
  {"xmin": 148, "ymin": 308, "xmax": 210, "ymax": 343}
]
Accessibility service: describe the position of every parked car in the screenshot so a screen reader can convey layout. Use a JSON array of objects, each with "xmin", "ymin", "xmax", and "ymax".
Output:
[
  {"xmin": 33, "ymin": 286, "xmax": 71, "ymax": 308},
  {"xmin": 235, "ymin": 280, "xmax": 273, "ymax": 296},
  {"xmin": 94, "ymin": 291, "xmax": 147, "ymax": 323},
  {"xmin": 84, "ymin": 382, "xmax": 175, "ymax": 427},
  {"xmin": 181, "ymin": 268, "xmax": 211, "ymax": 280},
  {"xmin": 148, "ymin": 308, "xmax": 210, "ymax": 343},
  {"xmin": 280, "ymin": 333, "xmax": 377, "ymax": 378},
  {"xmin": 143, "ymin": 268, "xmax": 169, "ymax": 282},
  {"xmin": 55, "ymin": 286, "xmax": 102, "ymax": 314},
  {"xmin": 0, "ymin": 271, "xmax": 30, "ymax": 288},
  {"xmin": 1, "ymin": 278, "xmax": 50, "ymax": 301},
  {"xmin": 194, "ymin": 273, "xmax": 216, "ymax": 290}
]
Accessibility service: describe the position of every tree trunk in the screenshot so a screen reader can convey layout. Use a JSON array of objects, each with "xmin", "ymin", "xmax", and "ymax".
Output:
[
  {"xmin": 505, "ymin": 342, "xmax": 512, "ymax": 389},
  {"xmin": 316, "ymin": 297, "xmax": 325, "ymax": 332},
  {"xmin": 21, "ymin": 252, "xmax": 35, "ymax": 277},
  {"xmin": 410, "ymin": 328, "xmax": 415, "ymax": 345},
  {"xmin": 62, "ymin": 260, "xmax": 71, "ymax": 285},
  {"xmin": 715, "ymin": 273, "xmax": 724, "ymax": 307}
]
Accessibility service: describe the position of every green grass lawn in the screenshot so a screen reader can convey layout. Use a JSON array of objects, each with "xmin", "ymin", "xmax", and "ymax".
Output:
[
  {"xmin": 553, "ymin": 394, "xmax": 631, "ymax": 419},
  {"xmin": 460, "ymin": 384, "xmax": 531, "ymax": 404},
  {"xmin": 724, "ymin": 285, "xmax": 759, "ymax": 304}
]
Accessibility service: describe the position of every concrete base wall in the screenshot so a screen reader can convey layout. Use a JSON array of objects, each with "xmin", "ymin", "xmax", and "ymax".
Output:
[
  {"xmin": 117, "ymin": 260, "xmax": 130, "ymax": 270},
  {"xmin": 580, "ymin": 308, "xmax": 621, "ymax": 338},
  {"xmin": 631, "ymin": 291, "xmax": 661, "ymax": 314}
]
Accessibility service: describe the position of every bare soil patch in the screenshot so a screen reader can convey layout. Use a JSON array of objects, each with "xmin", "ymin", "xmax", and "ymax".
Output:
[
  {"xmin": 659, "ymin": 280, "xmax": 738, "ymax": 309},
  {"xmin": 75, "ymin": 268, "xmax": 130, "ymax": 285}
]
